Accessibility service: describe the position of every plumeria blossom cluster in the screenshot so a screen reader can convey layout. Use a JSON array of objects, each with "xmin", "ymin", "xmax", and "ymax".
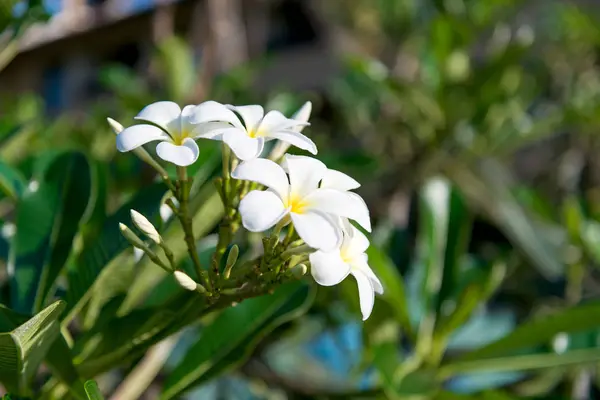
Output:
[{"xmin": 111, "ymin": 99, "xmax": 382, "ymax": 320}]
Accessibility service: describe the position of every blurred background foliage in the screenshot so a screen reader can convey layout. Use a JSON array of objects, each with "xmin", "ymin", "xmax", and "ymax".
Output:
[{"xmin": 3, "ymin": 0, "xmax": 600, "ymax": 399}]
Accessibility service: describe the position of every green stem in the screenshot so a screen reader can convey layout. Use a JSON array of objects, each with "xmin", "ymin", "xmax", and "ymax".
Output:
[{"xmin": 176, "ymin": 166, "xmax": 211, "ymax": 291}]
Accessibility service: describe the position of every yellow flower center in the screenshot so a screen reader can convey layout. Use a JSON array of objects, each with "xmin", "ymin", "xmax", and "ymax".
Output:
[
  {"xmin": 172, "ymin": 129, "xmax": 191, "ymax": 145},
  {"xmin": 247, "ymin": 127, "xmax": 264, "ymax": 138},
  {"xmin": 287, "ymin": 193, "xmax": 309, "ymax": 214}
]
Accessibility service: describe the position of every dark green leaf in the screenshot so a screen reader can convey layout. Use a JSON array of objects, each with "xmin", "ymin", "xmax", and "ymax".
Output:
[{"xmin": 9, "ymin": 152, "xmax": 92, "ymax": 314}]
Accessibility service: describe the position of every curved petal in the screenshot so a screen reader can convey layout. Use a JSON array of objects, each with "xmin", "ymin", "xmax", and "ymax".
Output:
[
  {"xmin": 231, "ymin": 158, "xmax": 289, "ymax": 201},
  {"xmin": 239, "ymin": 190, "xmax": 287, "ymax": 232},
  {"xmin": 258, "ymin": 110, "xmax": 307, "ymax": 135},
  {"xmin": 321, "ymin": 169, "xmax": 360, "ymax": 191},
  {"xmin": 229, "ymin": 105, "xmax": 264, "ymax": 132},
  {"xmin": 352, "ymin": 269, "xmax": 375, "ymax": 320},
  {"xmin": 266, "ymin": 130, "xmax": 317, "ymax": 155},
  {"xmin": 285, "ymin": 155, "xmax": 327, "ymax": 199},
  {"xmin": 134, "ymin": 101, "xmax": 181, "ymax": 133},
  {"xmin": 155, "ymin": 137, "xmax": 199, "ymax": 166},
  {"xmin": 291, "ymin": 101, "xmax": 312, "ymax": 132},
  {"xmin": 352, "ymin": 254, "xmax": 383, "ymax": 295},
  {"xmin": 309, "ymin": 250, "xmax": 351, "ymax": 286},
  {"xmin": 116, "ymin": 124, "xmax": 170, "ymax": 152},
  {"xmin": 222, "ymin": 130, "xmax": 264, "ymax": 161},
  {"xmin": 290, "ymin": 210, "xmax": 341, "ymax": 251},
  {"xmin": 187, "ymin": 101, "xmax": 244, "ymax": 130},
  {"xmin": 304, "ymin": 189, "xmax": 371, "ymax": 232}
]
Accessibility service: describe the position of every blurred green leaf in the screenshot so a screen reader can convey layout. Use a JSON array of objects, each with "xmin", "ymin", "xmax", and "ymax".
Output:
[
  {"xmin": 9, "ymin": 152, "xmax": 92, "ymax": 314},
  {"xmin": 64, "ymin": 183, "xmax": 166, "ymax": 321},
  {"xmin": 447, "ymin": 159, "xmax": 564, "ymax": 279},
  {"xmin": 441, "ymin": 348, "xmax": 600, "ymax": 377},
  {"xmin": 0, "ymin": 301, "xmax": 64, "ymax": 394},
  {"xmin": 458, "ymin": 301, "xmax": 600, "ymax": 361},
  {"xmin": 366, "ymin": 245, "xmax": 413, "ymax": 338},
  {"xmin": 84, "ymin": 380, "xmax": 104, "ymax": 400},
  {"xmin": 156, "ymin": 36, "xmax": 196, "ymax": 102},
  {"xmin": 161, "ymin": 282, "xmax": 314, "ymax": 399},
  {"xmin": 0, "ymin": 160, "xmax": 25, "ymax": 200}
]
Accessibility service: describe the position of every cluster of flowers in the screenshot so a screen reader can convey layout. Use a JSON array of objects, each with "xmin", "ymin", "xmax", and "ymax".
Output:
[{"xmin": 113, "ymin": 100, "xmax": 383, "ymax": 320}]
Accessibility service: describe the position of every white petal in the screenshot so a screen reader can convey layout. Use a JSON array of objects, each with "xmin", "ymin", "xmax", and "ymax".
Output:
[
  {"xmin": 321, "ymin": 169, "xmax": 360, "ymax": 191},
  {"xmin": 344, "ymin": 225, "xmax": 370, "ymax": 255},
  {"xmin": 285, "ymin": 155, "xmax": 327, "ymax": 199},
  {"xmin": 258, "ymin": 110, "xmax": 307, "ymax": 134},
  {"xmin": 222, "ymin": 130, "xmax": 265, "ymax": 161},
  {"xmin": 116, "ymin": 124, "xmax": 170, "ymax": 152},
  {"xmin": 304, "ymin": 189, "xmax": 371, "ymax": 232},
  {"xmin": 291, "ymin": 101, "xmax": 312, "ymax": 132},
  {"xmin": 266, "ymin": 130, "xmax": 317, "ymax": 155},
  {"xmin": 187, "ymin": 101, "xmax": 244, "ymax": 130},
  {"xmin": 231, "ymin": 158, "xmax": 289, "ymax": 200},
  {"xmin": 192, "ymin": 123, "xmax": 236, "ymax": 140},
  {"xmin": 352, "ymin": 269, "xmax": 375, "ymax": 320},
  {"xmin": 230, "ymin": 105, "xmax": 264, "ymax": 131},
  {"xmin": 239, "ymin": 190, "xmax": 287, "ymax": 232},
  {"xmin": 309, "ymin": 250, "xmax": 351, "ymax": 286},
  {"xmin": 352, "ymin": 254, "xmax": 383, "ymax": 295},
  {"xmin": 290, "ymin": 210, "xmax": 341, "ymax": 251},
  {"xmin": 155, "ymin": 138, "xmax": 199, "ymax": 166},
  {"xmin": 134, "ymin": 101, "xmax": 181, "ymax": 132}
]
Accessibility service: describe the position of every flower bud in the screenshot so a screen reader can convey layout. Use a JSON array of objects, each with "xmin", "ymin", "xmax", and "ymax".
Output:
[
  {"xmin": 174, "ymin": 271, "xmax": 198, "ymax": 291},
  {"xmin": 119, "ymin": 223, "xmax": 146, "ymax": 249},
  {"xmin": 224, "ymin": 245, "xmax": 239, "ymax": 279},
  {"xmin": 130, "ymin": 209, "xmax": 161, "ymax": 244},
  {"xmin": 107, "ymin": 117, "xmax": 124, "ymax": 135},
  {"xmin": 291, "ymin": 263, "xmax": 308, "ymax": 278}
]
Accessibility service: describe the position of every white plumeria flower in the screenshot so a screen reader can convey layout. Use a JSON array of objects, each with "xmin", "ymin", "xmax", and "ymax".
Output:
[
  {"xmin": 232, "ymin": 155, "xmax": 371, "ymax": 251},
  {"xmin": 115, "ymin": 101, "xmax": 212, "ymax": 167},
  {"xmin": 191, "ymin": 101, "xmax": 317, "ymax": 161},
  {"xmin": 282, "ymin": 157, "xmax": 368, "ymax": 234},
  {"xmin": 309, "ymin": 225, "xmax": 383, "ymax": 320}
]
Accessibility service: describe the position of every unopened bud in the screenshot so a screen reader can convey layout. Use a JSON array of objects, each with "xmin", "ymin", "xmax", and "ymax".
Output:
[
  {"xmin": 107, "ymin": 117, "xmax": 124, "ymax": 134},
  {"xmin": 130, "ymin": 210, "xmax": 161, "ymax": 244},
  {"xmin": 291, "ymin": 263, "xmax": 308, "ymax": 278},
  {"xmin": 119, "ymin": 223, "xmax": 146, "ymax": 249},
  {"xmin": 174, "ymin": 271, "xmax": 198, "ymax": 291},
  {"xmin": 223, "ymin": 245, "xmax": 240, "ymax": 279}
]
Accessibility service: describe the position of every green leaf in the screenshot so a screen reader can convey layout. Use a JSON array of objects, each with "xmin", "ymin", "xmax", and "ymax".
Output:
[
  {"xmin": 84, "ymin": 380, "xmax": 104, "ymax": 400},
  {"xmin": 446, "ymin": 159, "xmax": 564, "ymax": 279},
  {"xmin": 160, "ymin": 282, "xmax": 314, "ymax": 399},
  {"xmin": 63, "ymin": 183, "xmax": 166, "ymax": 320},
  {"xmin": 0, "ymin": 160, "xmax": 25, "ymax": 200},
  {"xmin": 458, "ymin": 301, "xmax": 600, "ymax": 361},
  {"xmin": 366, "ymin": 245, "xmax": 413, "ymax": 338},
  {"xmin": 9, "ymin": 152, "xmax": 92, "ymax": 314},
  {"xmin": 440, "ymin": 348, "xmax": 600, "ymax": 377},
  {"xmin": 0, "ymin": 301, "xmax": 65, "ymax": 393}
]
